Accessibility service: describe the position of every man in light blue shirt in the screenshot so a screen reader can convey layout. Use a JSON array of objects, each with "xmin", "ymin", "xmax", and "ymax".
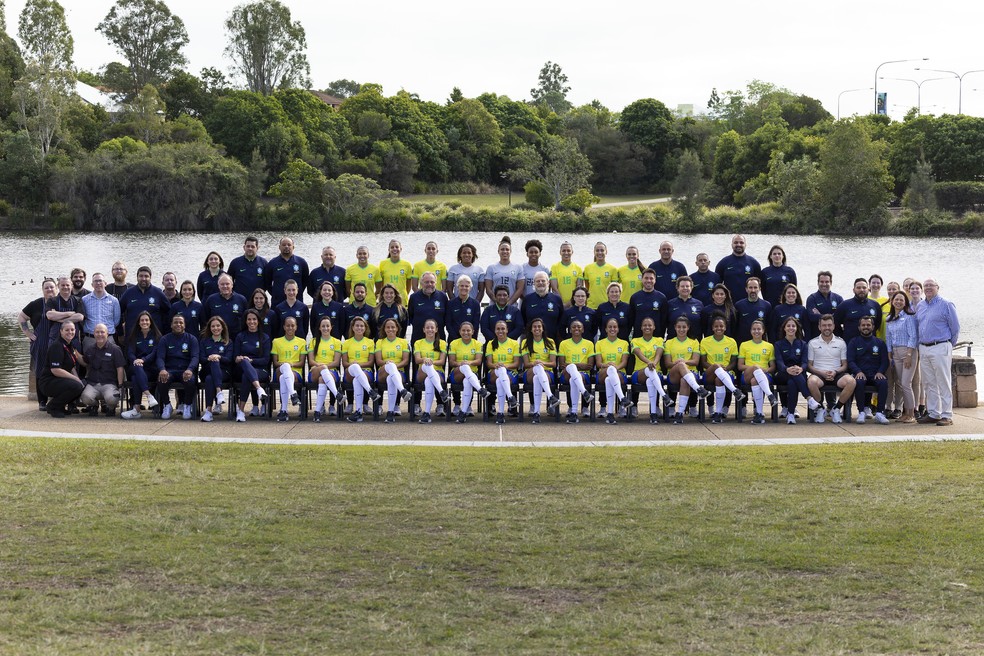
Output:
[
  {"xmin": 81, "ymin": 273, "xmax": 121, "ymax": 352},
  {"xmin": 915, "ymin": 278, "xmax": 960, "ymax": 425}
]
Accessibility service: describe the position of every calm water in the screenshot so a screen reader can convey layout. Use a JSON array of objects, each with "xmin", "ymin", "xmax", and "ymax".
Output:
[{"xmin": 1, "ymin": 230, "xmax": 978, "ymax": 395}]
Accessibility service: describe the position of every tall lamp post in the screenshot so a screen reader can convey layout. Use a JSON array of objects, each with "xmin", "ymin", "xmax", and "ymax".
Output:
[
  {"xmin": 917, "ymin": 67, "xmax": 984, "ymax": 114},
  {"xmin": 837, "ymin": 87, "xmax": 873, "ymax": 119},
  {"xmin": 880, "ymin": 76, "xmax": 954, "ymax": 113},
  {"xmin": 874, "ymin": 58, "xmax": 929, "ymax": 114}
]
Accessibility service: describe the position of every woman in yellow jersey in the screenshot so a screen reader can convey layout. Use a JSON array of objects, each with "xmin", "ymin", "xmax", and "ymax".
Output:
[
  {"xmin": 663, "ymin": 316, "xmax": 709, "ymax": 425},
  {"xmin": 520, "ymin": 318, "xmax": 561, "ymax": 423},
  {"xmin": 485, "ymin": 320, "xmax": 520, "ymax": 424},
  {"xmin": 271, "ymin": 316, "xmax": 307, "ymax": 422},
  {"xmin": 699, "ymin": 314, "xmax": 745, "ymax": 424},
  {"xmin": 448, "ymin": 321, "xmax": 488, "ymax": 423},
  {"xmin": 738, "ymin": 319, "xmax": 777, "ymax": 425},
  {"xmin": 379, "ymin": 239, "xmax": 413, "ymax": 299},
  {"xmin": 550, "ymin": 241, "xmax": 582, "ymax": 308},
  {"xmin": 411, "ymin": 241, "xmax": 447, "ymax": 292},
  {"xmin": 307, "ymin": 316, "xmax": 342, "ymax": 422},
  {"xmin": 631, "ymin": 316, "xmax": 669, "ymax": 424},
  {"xmin": 413, "ymin": 318, "xmax": 449, "ymax": 424},
  {"xmin": 375, "ymin": 317, "xmax": 413, "ymax": 421},
  {"xmin": 617, "ymin": 245, "xmax": 644, "ymax": 300},
  {"xmin": 343, "ymin": 316, "xmax": 380, "ymax": 422},
  {"xmin": 558, "ymin": 320, "xmax": 595, "ymax": 423},
  {"xmin": 582, "ymin": 242, "xmax": 619, "ymax": 310},
  {"xmin": 595, "ymin": 317, "xmax": 633, "ymax": 424},
  {"xmin": 345, "ymin": 245, "xmax": 381, "ymax": 306}
]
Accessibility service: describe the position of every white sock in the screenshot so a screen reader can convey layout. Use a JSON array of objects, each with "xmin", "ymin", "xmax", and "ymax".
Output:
[
  {"xmin": 752, "ymin": 368, "xmax": 770, "ymax": 392},
  {"xmin": 386, "ymin": 374, "xmax": 400, "ymax": 412},
  {"xmin": 384, "ymin": 362, "xmax": 406, "ymax": 391},
  {"xmin": 645, "ymin": 377, "xmax": 660, "ymax": 413},
  {"xmin": 682, "ymin": 371, "xmax": 701, "ymax": 393},
  {"xmin": 714, "ymin": 367, "xmax": 738, "ymax": 392},
  {"xmin": 423, "ymin": 376, "xmax": 435, "ymax": 412},
  {"xmin": 715, "ymin": 386, "xmax": 726, "ymax": 413},
  {"xmin": 347, "ymin": 363, "xmax": 372, "ymax": 408},
  {"xmin": 279, "ymin": 363, "xmax": 294, "ymax": 403},
  {"xmin": 495, "ymin": 367, "xmax": 511, "ymax": 411},
  {"xmin": 606, "ymin": 365, "xmax": 624, "ymax": 400},
  {"xmin": 752, "ymin": 385, "xmax": 764, "ymax": 413},
  {"xmin": 320, "ymin": 368, "xmax": 339, "ymax": 396},
  {"xmin": 316, "ymin": 383, "xmax": 328, "ymax": 411}
]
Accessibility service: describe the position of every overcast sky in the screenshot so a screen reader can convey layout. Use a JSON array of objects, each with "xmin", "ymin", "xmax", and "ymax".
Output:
[{"xmin": 5, "ymin": 0, "xmax": 984, "ymax": 120}]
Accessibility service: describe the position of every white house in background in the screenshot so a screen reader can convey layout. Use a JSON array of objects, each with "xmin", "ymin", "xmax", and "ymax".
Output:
[{"xmin": 74, "ymin": 81, "xmax": 124, "ymax": 115}]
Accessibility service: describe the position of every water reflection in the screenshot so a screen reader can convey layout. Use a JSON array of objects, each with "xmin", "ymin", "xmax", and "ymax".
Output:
[{"xmin": 1, "ymin": 230, "xmax": 980, "ymax": 395}]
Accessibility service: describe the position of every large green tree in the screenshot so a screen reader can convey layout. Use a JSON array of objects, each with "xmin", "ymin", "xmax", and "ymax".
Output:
[
  {"xmin": 563, "ymin": 104, "xmax": 646, "ymax": 193},
  {"xmin": 97, "ymin": 0, "xmax": 189, "ymax": 95},
  {"xmin": 530, "ymin": 60, "xmax": 572, "ymax": 114},
  {"xmin": 509, "ymin": 135, "xmax": 592, "ymax": 210},
  {"xmin": 442, "ymin": 98, "xmax": 503, "ymax": 182},
  {"xmin": 818, "ymin": 119, "xmax": 893, "ymax": 233},
  {"xmin": 224, "ymin": 0, "xmax": 310, "ymax": 95},
  {"xmin": 618, "ymin": 97, "xmax": 677, "ymax": 185}
]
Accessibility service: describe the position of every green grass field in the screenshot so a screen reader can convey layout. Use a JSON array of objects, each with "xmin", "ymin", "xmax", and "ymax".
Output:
[
  {"xmin": 2, "ymin": 438, "xmax": 982, "ymax": 654},
  {"xmin": 407, "ymin": 194, "xmax": 669, "ymax": 209}
]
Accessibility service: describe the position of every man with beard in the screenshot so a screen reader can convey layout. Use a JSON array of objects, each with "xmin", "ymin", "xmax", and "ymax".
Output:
[
  {"xmin": 45, "ymin": 276, "xmax": 85, "ymax": 350},
  {"xmin": 120, "ymin": 266, "xmax": 171, "ymax": 337},
  {"xmin": 807, "ymin": 314, "xmax": 856, "ymax": 424},
  {"xmin": 629, "ymin": 269, "xmax": 669, "ymax": 340},
  {"xmin": 106, "ymin": 261, "xmax": 133, "ymax": 301},
  {"xmin": 264, "ymin": 236, "xmax": 309, "ymax": 306},
  {"xmin": 343, "ymin": 282, "xmax": 375, "ymax": 337},
  {"xmin": 806, "ymin": 271, "xmax": 843, "ymax": 338},
  {"xmin": 714, "ymin": 234, "xmax": 761, "ymax": 298},
  {"xmin": 834, "ymin": 278, "xmax": 882, "ymax": 343},
  {"xmin": 847, "ymin": 316, "xmax": 890, "ymax": 425},
  {"xmin": 229, "ymin": 236, "xmax": 268, "ymax": 299},
  {"xmin": 70, "ymin": 268, "xmax": 90, "ymax": 301}
]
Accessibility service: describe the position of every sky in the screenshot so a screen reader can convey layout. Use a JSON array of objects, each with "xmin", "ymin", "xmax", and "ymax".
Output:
[{"xmin": 4, "ymin": 0, "xmax": 984, "ymax": 120}]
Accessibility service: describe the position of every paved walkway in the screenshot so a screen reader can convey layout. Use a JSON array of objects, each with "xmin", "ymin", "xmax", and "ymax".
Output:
[{"xmin": 2, "ymin": 396, "xmax": 982, "ymax": 448}]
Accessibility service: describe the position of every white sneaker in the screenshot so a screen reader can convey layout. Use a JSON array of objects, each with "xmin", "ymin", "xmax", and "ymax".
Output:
[
  {"xmin": 779, "ymin": 408, "xmax": 788, "ymax": 418},
  {"xmin": 250, "ymin": 404, "xmax": 264, "ymax": 417},
  {"xmin": 452, "ymin": 404, "xmax": 461, "ymax": 416},
  {"xmin": 830, "ymin": 408, "xmax": 843, "ymax": 424},
  {"xmin": 814, "ymin": 408, "xmax": 826, "ymax": 424},
  {"xmin": 176, "ymin": 403, "xmax": 186, "ymax": 414},
  {"xmin": 236, "ymin": 409, "xmax": 246, "ymax": 422},
  {"xmin": 216, "ymin": 390, "xmax": 226, "ymax": 405},
  {"xmin": 689, "ymin": 406, "xmax": 699, "ymax": 418},
  {"xmin": 182, "ymin": 405, "xmax": 193, "ymax": 420},
  {"xmin": 121, "ymin": 408, "xmax": 141, "ymax": 419},
  {"xmin": 787, "ymin": 414, "xmax": 796, "ymax": 425},
  {"xmin": 327, "ymin": 404, "xmax": 337, "ymax": 416},
  {"xmin": 161, "ymin": 404, "xmax": 173, "ymax": 419},
  {"xmin": 874, "ymin": 412, "xmax": 889, "ymax": 425},
  {"xmin": 856, "ymin": 411, "xmax": 866, "ymax": 424},
  {"xmin": 257, "ymin": 387, "xmax": 267, "ymax": 400},
  {"xmin": 145, "ymin": 394, "xmax": 159, "ymax": 409},
  {"xmin": 807, "ymin": 397, "xmax": 820, "ymax": 411},
  {"xmin": 200, "ymin": 410, "xmax": 213, "ymax": 422},
  {"xmin": 345, "ymin": 402, "xmax": 353, "ymax": 414}
]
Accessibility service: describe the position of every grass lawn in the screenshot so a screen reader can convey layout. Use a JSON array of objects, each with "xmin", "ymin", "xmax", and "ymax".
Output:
[
  {"xmin": 406, "ymin": 194, "xmax": 669, "ymax": 209},
  {"xmin": 1, "ymin": 438, "xmax": 982, "ymax": 654}
]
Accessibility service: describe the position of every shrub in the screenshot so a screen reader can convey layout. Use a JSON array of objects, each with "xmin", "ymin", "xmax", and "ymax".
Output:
[
  {"xmin": 524, "ymin": 181, "xmax": 553, "ymax": 209},
  {"xmin": 934, "ymin": 181, "xmax": 984, "ymax": 213}
]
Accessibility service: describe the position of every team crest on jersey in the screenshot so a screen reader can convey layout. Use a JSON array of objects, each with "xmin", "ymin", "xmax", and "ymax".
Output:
[
  {"xmin": 293, "ymin": 265, "xmax": 300, "ymax": 273},
  {"xmin": 294, "ymin": 310, "xmax": 301, "ymax": 317},
  {"xmin": 149, "ymin": 299, "xmax": 156, "ymax": 305},
  {"xmin": 761, "ymin": 348, "xmax": 768, "ymax": 355},
  {"xmin": 254, "ymin": 340, "xmax": 260, "ymax": 349},
  {"xmin": 219, "ymin": 345, "xmax": 225, "ymax": 352},
  {"xmin": 671, "ymin": 273, "xmax": 678, "ymax": 280},
  {"xmin": 232, "ymin": 304, "xmax": 239, "ymax": 311},
  {"xmin": 181, "ymin": 342, "xmax": 188, "ymax": 352},
  {"xmin": 256, "ymin": 267, "xmax": 262, "ymax": 275},
  {"xmin": 581, "ymin": 348, "xmax": 587, "ymax": 354},
  {"xmin": 618, "ymin": 311, "xmax": 625, "ymax": 318},
  {"xmin": 724, "ymin": 347, "xmax": 730, "ymax": 353},
  {"xmin": 653, "ymin": 301, "xmax": 659, "ymax": 309},
  {"xmin": 548, "ymin": 303, "xmax": 554, "ymax": 310},
  {"xmin": 466, "ymin": 308, "xmax": 472, "ymax": 315},
  {"xmin": 690, "ymin": 305, "xmax": 697, "ymax": 313},
  {"xmin": 758, "ymin": 311, "xmax": 764, "ymax": 317},
  {"xmin": 191, "ymin": 310, "xmax": 197, "ymax": 317},
  {"xmin": 869, "ymin": 309, "xmax": 876, "ymax": 316},
  {"xmin": 831, "ymin": 301, "xmax": 838, "ymax": 308},
  {"xmin": 795, "ymin": 348, "xmax": 801, "ymax": 355},
  {"xmin": 506, "ymin": 314, "xmax": 512, "ymax": 320},
  {"xmin": 148, "ymin": 339, "xmax": 154, "ymax": 346},
  {"xmin": 744, "ymin": 265, "xmax": 751, "ymax": 273},
  {"xmin": 782, "ymin": 275, "xmax": 788, "ymax": 282},
  {"xmin": 434, "ymin": 300, "xmax": 441, "ymax": 308},
  {"xmin": 506, "ymin": 347, "xmax": 513, "ymax": 354},
  {"xmin": 872, "ymin": 345, "xmax": 880, "ymax": 354}
]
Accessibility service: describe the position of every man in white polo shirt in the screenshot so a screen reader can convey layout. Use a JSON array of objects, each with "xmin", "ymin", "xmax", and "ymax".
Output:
[{"xmin": 807, "ymin": 313, "xmax": 856, "ymax": 423}]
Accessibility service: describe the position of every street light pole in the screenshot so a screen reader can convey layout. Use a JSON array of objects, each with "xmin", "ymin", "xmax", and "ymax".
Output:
[
  {"xmin": 837, "ymin": 87, "xmax": 873, "ymax": 119},
  {"xmin": 880, "ymin": 76, "xmax": 953, "ymax": 114},
  {"xmin": 874, "ymin": 58, "xmax": 929, "ymax": 114}
]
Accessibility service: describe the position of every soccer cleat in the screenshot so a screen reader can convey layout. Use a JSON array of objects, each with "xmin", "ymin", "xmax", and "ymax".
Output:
[
  {"xmin": 347, "ymin": 411, "xmax": 364, "ymax": 423},
  {"xmin": 121, "ymin": 408, "xmax": 141, "ymax": 420},
  {"xmin": 312, "ymin": 411, "xmax": 322, "ymax": 423},
  {"xmin": 630, "ymin": 405, "xmax": 639, "ymax": 418},
  {"xmin": 856, "ymin": 411, "xmax": 867, "ymax": 425},
  {"xmin": 650, "ymin": 412, "xmax": 659, "ymax": 425},
  {"xmin": 384, "ymin": 411, "xmax": 395, "ymax": 423},
  {"xmin": 582, "ymin": 392, "xmax": 595, "ymax": 407},
  {"xmin": 400, "ymin": 388, "xmax": 413, "ymax": 402},
  {"xmin": 438, "ymin": 390, "xmax": 450, "ymax": 405},
  {"xmin": 711, "ymin": 412, "xmax": 723, "ymax": 424},
  {"xmin": 290, "ymin": 392, "xmax": 300, "ymax": 406},
  {"xmin": 673, "ymin": 412, "xmax": 684, "ymax": 425},
  {"xmin": 368, "ymin": 389, "xmax": 382, "ymax": 403},
  {"xmin": 547, "ymin": 395, "xmax": 561, "ymax": 411},
  {"xmin": 696, "ymin": 386, "xmax": 710, "ymax": 399},
  {"xmin": 814, "ymin": 408, "xmax": 826, "ymax": 424},
  {"xmin": 235, "ymin": 409, "xmax": 246, "ymax": 422},
  {"xmin": 419, "ymin": 412, "xmax": 432, "ymax": 424},
  {"xmin": 530, "ymin": 412, "xmax": 540, "ymax": 424},
  {"xmin": 830, "ymin": 408, "xmax": 843, "ymax": 424},
  {"xmin": 507, "ymin": 396, "xmax": 519, "ymax": 412},
  {"xmin": 874, "ymin": 412, "xmax": 889, "ymax": 425},
  {"xmin": 478, "ymin": 387, "xmax": 491, "ymax": 400},
  {"xmin": 277, "ymin": 411, "xmax": 288, "ymax": 422},
  {"xmin": 605, "ymin": 413, "xmax": 617, "ymax": 425},
  {"xmin": 161, "ymin": 404, "xmax": 173, "ymax": 420},
  {"xmin": 200, "ymin": 410, "xmax": 213, "ymax": 423},
  {"xmin": 752, "ymin": 413, "xmax": 766, "ymax": 424},
  {"xmin": 495, "ymin": 412, "xmax": 505, "ymax": 425},
  {"xmin": 767, "ymin": 393, "xmax": 777, "ymax": 406},
  {"xmin": 566, "ymin": 412, "xmax": 580, "ymax": 424},
  {"xmin": 619, "ymin": 395, "xmax": 633, "ymax": 411},
  {"xmin": 732, "ymin": 390, "xmax": 745, "ymax": 404},
  {"xmin": 455, "ymin": 410, "xmax": 467, "ymax": 424}
]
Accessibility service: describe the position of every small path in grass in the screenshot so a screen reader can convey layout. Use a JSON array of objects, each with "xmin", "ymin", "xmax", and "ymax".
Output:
[{"xmin": 593, "ymin": 197, "xmax": 671, "ymax": 208}]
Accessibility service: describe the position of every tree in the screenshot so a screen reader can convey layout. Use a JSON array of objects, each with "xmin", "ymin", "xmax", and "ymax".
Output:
[
  {"xmin": 902, "ymin": 159, "xmax": 936, "ymax": 211},
  {"xmin": 619, "ymin": 97, "xmax": 677, "ymax": 185},
  {"xmin": 97, "ymin": 0, "xmax": 189, "ymax": 95},
  {"xmin": 671, "ymin": 149, "xmax": 704, "ymax": 221},
  {"xmin": 530, "ymin": 61, "xmax": 571, "ymax": 114},
  {"xmin": 324, "ymin": 79, "xmax": 360, "ymax": 99},
  {"xmin": 818, "ymin": 119, "xmax": 893, "ymax": 233},
  {"xmin": 224, "ymin": 0, "xmax": 310, "ymax": 95},
  {"xmin": 563, "ymin": 104, "xmax": 646, "ymax": 193},
  {"xmin": 0, "ymin": 31, "xmax": 26, "ymax": 120},
  {"xmin": 17, "ymin": 0, "xmax": 72, "ymax": 72},
  {"xmin": 443, "ymin": 98, "xmax": 502, "ymax": 182},
  {"xmin": 509, "ymin": 135, "xmax": 592, "ymax": 210},
  {"xmin": 323, "ymin": 173, "xmax": 399, "ymax": 220},
  {"xmin": 768, "ymin": 152, "xmax": 821, "ymax": 217},
  {"xmin": 120, "ymin": 83, "xmax": 167, "ymax": 144}
]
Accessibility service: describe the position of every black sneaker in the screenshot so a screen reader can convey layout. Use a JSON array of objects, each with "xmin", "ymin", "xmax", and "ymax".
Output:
[
  {"xmin": 277, "ymin": 411, "xmax": 288, "ymax": 422},
  {"xmin": 581, "ymin": 392, "xmax": 595, "ymax": 407},
  {"xmin": 418, "ymin": 412, "xmax": 432, "ymax": 424},
  {"xmin": 400, "ymin": 388, "xmax": 413, "ymax": 402},
  {"xmin": 767, "ymin": 393, "xmax": 777, "ymax": 406},
  {"xmin": 495, "ymin": 412, "xmax": 505, "ymax": 425},
  {"xmin": 696, "ymin": 387, "xmax": 710, "ymax": 399},
  {"xmin": 530, "ymin": 412, "xmax": 540, "ymax": 424},
  {"xmin": 752, "ymin": 413, "xmax": 766, "ymax": 424},
  {"xmin": 385, "ymin": 411, "xmax": 395, "ymax": 423},
  {"xmin": 290, "ymin": 392, "xmax": 300, "ymax": 406},
  {"xmin": 619, "ymin": 395, "xmax": 633, "ymax": 411},
  {"xmin": 711, "ymin": 412, "xmax": 723, "ymax": 424},
  {"xmin": 455, "ymin": 411, "xmax": 467, "ymax": 424},
  {"xmin": 566, "ymin": 412, "xmax": 579, "ymax": 424},
  {"xmin": 673, "ymin": 412, "xmax": 684, "ymax": 425},
  {"xmin": 507, "ymin": 396, "xmax": 518, "ymax": 412},
  {"xmin": 312, "ymin": 411, "xmax": 322, "ymax": 423},
  {"xmin": 605, "ymin": 413, "xmax": 617, "ymax": 425},
  {"xmin": 478, "ymin": 387, "xmax": 491, "ymax": 400},
  {"xmin": 438, "ymin": 390, "xmax": 450, "ymax": 405},
  {"xmin": 649, "ymin": 413, "xmax": 659, "ymax": 425},
  {"xmin": 733, "ymin": 390, "xmax": 746, "ymax": 404},
  {"xmin": 369, "ymin": 390, "xmax": 382, "ymax": 403},
  {"xmin": 347, "ymin": 411, "xmax": 363, "ymax": 423}
]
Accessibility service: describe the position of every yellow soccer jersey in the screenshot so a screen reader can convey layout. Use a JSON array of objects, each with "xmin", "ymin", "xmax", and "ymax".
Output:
[
  {"xmin": 520, "ymin": 338, "xmax": 556, "ymax": 366},
  {"xmin": 665, "ymin": 336, "xmax": 700, "ymax": 372},
  {"xmin": 617, "ymin": 265, "xmax": 644, "ymax": 299},
  {"xmin": 582, "ymin": 262, "xmax": 618, "ymax": 309},
  {"xmin": 413, "ymin": 338, "xmax": 447, "ymax": 372},
  {"xmin": 343, "ymin": 336, "xmax": 375, "ymax": 366},
  {"xmin": 559, "ymin": 337, "xmax": 595, "ymax": 365},
  {"xmin": 631, "ymin": 336, "xmax": 664, "ymax": 372},
  {"xmin": 550, "ymin": 261, "xmax": 583, "ymax": 303},
  {"xmin": 449, "ymin": 338, "xmax": 482, "ymax": 373},
  {"xmin": 375, "ymin": 337, "xmax": 410, "ymax": 364},
  {"xmin": 412, "ymin": 260, "xmax": 448, "ymax": 287},
  {"xmin": 345, "ymin": 263, "xmax": 380, "ymax": 306},
  {"xmin": 379, "ymin": 258, "xmax": 413, "ymax": 294},
  {"xmin": 739, "ymin": 339, "xmax": 775, "ymax": 367},
  {"xmin": 271, "ymin": 336, "xmax": 307, "ymax": 374},
  {"xmin": 307, "ymin": 336, "xmax": 342, "ymax": 365},
  {"xmin": 700, "ymin": 335, "xmax": 739, "ymax": 366},
  {"xmin": 873, "ymin": 295, "xmax": 889, "ymax": 340},
  {"xmin": 486, "ymin": 338, "xmax": 520, "ymax": 366},
  {"xmin": 595, "ymin": 337, "xmax": 630, "ymax": 370}
]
